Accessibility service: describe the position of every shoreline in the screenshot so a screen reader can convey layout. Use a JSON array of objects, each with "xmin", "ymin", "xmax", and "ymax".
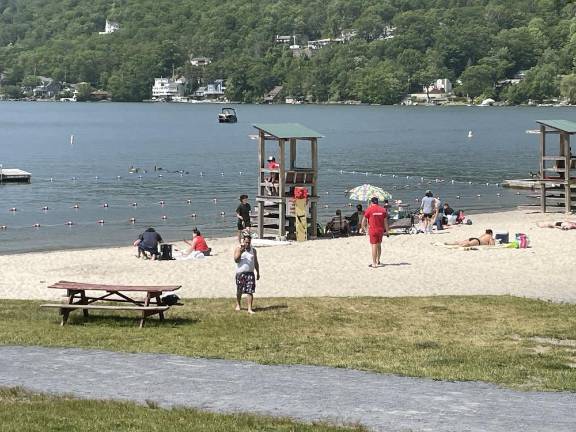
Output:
[
  {"xmin": 0, "ymin": 205, "xmax": 537, "ymax": 257},
  {"xmin": 2, "ymin": 208, "xmax": 576, "ymax": 303}
]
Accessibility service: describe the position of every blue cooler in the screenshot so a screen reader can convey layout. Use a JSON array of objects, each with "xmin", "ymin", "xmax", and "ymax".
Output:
[{"xmin": 494, "ymin": 231, "xmax": 509, "ymax": 244}]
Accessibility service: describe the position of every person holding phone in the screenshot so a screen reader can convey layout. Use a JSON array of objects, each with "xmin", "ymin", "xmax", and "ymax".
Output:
[{"xmin": 234, "ymin": 232, "xmax": 260, "ymax": 314}]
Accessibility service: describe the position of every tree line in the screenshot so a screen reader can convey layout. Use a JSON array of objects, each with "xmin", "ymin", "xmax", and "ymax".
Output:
[{"xmin": 1, "ymin": 0, "xmax": 576, "ymax": 104}]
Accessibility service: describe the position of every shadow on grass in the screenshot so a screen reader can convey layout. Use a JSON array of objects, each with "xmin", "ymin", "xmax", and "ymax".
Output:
[
  {"xmin": 66, "ymin": 314, "xmax": 198, "ymax": 327},
  {"xmin": 253, "ymin": 304, "xmax": 289, "ymax": 312}
]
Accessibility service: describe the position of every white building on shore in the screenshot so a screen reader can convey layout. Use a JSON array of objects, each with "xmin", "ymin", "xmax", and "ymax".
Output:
[
  {"xmin": 152, "ymin": 77, "xmax": 186, "ymax": 100},
  {"xmin": 99, "ymin": 20, "xmax": 120, "ymax": 34}
]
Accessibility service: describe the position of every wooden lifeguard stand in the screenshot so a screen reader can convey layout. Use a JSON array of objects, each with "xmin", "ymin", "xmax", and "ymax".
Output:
[
  {"xmin": 536, "ymin": 120, "xmax": 576, "ymax": 213},
  {"xmin": 252, "ymin": 123, "xmax": 323, "ymax": 239}
]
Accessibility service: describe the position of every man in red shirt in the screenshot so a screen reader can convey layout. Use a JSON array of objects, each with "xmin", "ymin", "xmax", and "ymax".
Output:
[{"xmin": 360, "ymin": 197, "xmax": 389, "ymax": 268}]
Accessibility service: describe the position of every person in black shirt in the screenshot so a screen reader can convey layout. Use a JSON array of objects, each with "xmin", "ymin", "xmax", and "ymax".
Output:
[{"xmin": 236, "ymin": 194, "xmax": 251, "ymax": 243}]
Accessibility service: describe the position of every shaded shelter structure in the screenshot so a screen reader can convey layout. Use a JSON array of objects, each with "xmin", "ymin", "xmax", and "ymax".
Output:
[
  {"xmin": 536, "ymin": 120, "xmax": 576, "ymax": 213},
  {"xmin": 252, "ymin": 123, "xmax": 323, "ymax": 239}
]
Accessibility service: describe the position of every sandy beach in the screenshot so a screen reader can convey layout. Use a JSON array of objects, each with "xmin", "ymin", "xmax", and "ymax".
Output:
[{"xmin": 1, "ymin": 209, "xmax": 575, "ymax": 303}]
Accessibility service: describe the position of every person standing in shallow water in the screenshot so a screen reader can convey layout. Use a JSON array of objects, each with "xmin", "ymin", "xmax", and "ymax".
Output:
[
  {"xmin": 234, "ymin": 232, "xmax": 260, "ymax": 314},
  {"xmin": 236, "ymin": 194, "xmax": 251, "ymax": 243}
]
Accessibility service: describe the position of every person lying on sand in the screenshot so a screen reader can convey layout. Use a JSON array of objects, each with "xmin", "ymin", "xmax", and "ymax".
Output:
[
  {"xmin": 446, "ymin": 229, "xmax": 495, "ymax": 247},
  {"xmin": 537, "ymin": 221, "xmax": 576, "ymax": 230}
]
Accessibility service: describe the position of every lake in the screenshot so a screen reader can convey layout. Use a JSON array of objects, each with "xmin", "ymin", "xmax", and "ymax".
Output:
[{"xmin": 0, "ymin": 102, "xmax": 569, "ymax": 253}]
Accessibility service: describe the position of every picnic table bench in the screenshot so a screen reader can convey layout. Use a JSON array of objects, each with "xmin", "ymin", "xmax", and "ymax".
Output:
[{"xmin": 40, "ymin": 281, "xmax": 182, "ymax": 328}]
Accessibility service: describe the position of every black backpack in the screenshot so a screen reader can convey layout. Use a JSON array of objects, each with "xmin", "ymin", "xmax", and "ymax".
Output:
[{"xmin": 160, "ymin": 244, "xmax": 174, "ymax": 260}]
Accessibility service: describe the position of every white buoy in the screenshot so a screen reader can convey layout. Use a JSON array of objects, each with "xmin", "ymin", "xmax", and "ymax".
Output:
[
  {"xmin": 94, "ymin": 176, "xmax": 99, "ymax": 180},
  {"xmin": 70, "ymin": 134, "xmax": 75, "ymax": 145},
  {"xmin": 468, "ymin": 130, "xmax": 473, "ymax": 138},
  {"xmin": 451, "ymin": 180, "xmax": 455, "ymax": 184}
]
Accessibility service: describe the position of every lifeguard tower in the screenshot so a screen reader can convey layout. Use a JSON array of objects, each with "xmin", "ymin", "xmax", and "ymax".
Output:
[
  {"xmin": 536, "ymin": 120, "xmax": 576, "ymax": 213},
  {"xmin": 252, "ymin": 123, "xmax": 323, "ymax": 239}
]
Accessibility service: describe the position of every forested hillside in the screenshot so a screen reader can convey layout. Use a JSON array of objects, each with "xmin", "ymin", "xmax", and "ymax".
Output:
[{"xmin": 1, "ymin": 0, "xmax": 576, "ymax": 103}]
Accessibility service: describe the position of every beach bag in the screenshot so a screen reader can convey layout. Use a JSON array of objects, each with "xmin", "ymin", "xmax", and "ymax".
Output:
[
  {"xmin": 161, "ymin": 294, "xmax": 180, "ymax": 305},
  {"xmin": 294, "ymin": 187, "xmax": 308, "ymax": 199},
  {"xmin": 515, "ymin": 233, "xmax": 528, "ymax": 248},
  {"xmin": 160, "ymin": 244, "xmax": 174, "ymax": 260}
]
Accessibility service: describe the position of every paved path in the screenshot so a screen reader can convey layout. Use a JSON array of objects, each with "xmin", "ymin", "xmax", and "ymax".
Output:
[{"xmin": 1, "ymin": 346, "xmax": 574, "ymax": 431}]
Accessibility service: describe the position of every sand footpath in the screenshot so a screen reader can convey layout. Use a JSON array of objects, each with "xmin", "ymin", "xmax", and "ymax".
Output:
[{"xmin": 1, "ymin": 209, "xmax": 575, "ymax": 302}]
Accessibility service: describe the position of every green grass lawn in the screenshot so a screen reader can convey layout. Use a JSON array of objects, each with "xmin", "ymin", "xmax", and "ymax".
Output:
[
  {"xmin": 0, "ymin": 387, "xmax": 364, "ymax": 432},
  {"xmin": 1, "ymin": 296, "xmax": 575, "ymax": 391}
]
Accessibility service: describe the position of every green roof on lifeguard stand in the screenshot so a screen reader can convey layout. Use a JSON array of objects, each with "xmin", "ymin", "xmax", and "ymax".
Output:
[
  {"xmin": 252, "ymin": 123, "xmax": 324, "ymax": 139},
  {"xmin": 536, "ymin": 120, "xmax": 576, "ymax": 134}
]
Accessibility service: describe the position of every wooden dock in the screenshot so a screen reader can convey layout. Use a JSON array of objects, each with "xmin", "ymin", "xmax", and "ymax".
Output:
[{"xmin": 0, "ymin": 168, "xmax": 31, "ymax": 184}]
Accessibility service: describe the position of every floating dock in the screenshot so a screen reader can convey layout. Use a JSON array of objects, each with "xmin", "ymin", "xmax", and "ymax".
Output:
[{"xmin": 0, "ymin": 169, "xmax": 32, "ymax": 184}]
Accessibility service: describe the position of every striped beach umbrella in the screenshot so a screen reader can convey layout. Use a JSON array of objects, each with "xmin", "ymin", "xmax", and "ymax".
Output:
[{"xmin": 346, "ymin": 184, "xmax": 392, "ymax": 202}]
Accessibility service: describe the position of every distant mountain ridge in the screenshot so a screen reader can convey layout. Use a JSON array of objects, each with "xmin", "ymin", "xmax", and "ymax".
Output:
[{"xmin": 0, "ymin": 0, "xmax": 575, "ymax": 103}]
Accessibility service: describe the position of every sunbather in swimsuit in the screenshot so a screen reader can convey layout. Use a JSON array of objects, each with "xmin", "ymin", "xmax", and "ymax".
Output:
[
  {"xmin": 537, "ymin": 221, "xmax": 576, "ymax": 230},
  {"xmin": 447, "ymin": 230, "xmax": 495, "ymax": 247}
]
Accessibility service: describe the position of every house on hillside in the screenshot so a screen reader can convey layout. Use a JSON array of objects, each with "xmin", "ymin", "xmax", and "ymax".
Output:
[
  {"xmin": 190, "ymin": 56, "xmax": 212, "ymax": 67},
  {"xmin": 194, "ymin": 79, "xmax": 226, "ymax": 100},
  {"xmin": 32, "ymin": 77, "xmax": 61, "ymax": 99},
  {"xmin": 99, "ymin": 20, "xmax": 120, "ymax": 34},
  {"xmin": 405, "ymin": 78, "xmax": 453, "ymax": 105},
  {"xmin": 152, "ymin": 77, "xmax": 186, "ymax": 101},
  {"xmin": 275, "ymin": 35, "xmax": 292, "ymax": 44}
]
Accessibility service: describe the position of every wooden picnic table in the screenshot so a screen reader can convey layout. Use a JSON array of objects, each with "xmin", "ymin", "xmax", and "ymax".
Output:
[{"xmin": 41, "ymin": 280, "xmax": 182, "ymax": 328}]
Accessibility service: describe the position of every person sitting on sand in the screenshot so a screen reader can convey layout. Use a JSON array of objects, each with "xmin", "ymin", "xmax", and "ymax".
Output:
[
  {"xmin": 326, "ymin": 209, "xmax": 350, "ymax": 236},
  {"xmin": 182, "ymin": 228, "xmax": 211, "ymax": 257},
  {"xmin": 537, "ymin": 221, "xmax": 576, "ymax": 230},
  {"xmin": 137, "ymin": 227, "xmax": 163, "ymax": 260},
  {"xmin": 447, "ymin": 229, "xmax": 495, "ymax": 247},
  {"xmin": 346, "ymin": 204, "xmax": 364, "ymax": 233}
]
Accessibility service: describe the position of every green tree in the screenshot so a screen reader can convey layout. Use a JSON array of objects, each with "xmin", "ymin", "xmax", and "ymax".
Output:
[{"xmin": 560, "ymin": 74, "xmax": 576, "ymax": 104}]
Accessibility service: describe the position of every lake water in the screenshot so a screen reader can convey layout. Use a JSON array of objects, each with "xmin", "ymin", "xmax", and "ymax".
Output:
[{"xmin": 0, "ymin": 102, "xmax": 569, "ymax": 253}]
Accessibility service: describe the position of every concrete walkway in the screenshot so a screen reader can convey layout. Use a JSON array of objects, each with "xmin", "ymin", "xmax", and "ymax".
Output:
[{"xmin": 1, "ymin": 346, "xmax": 574, "ymax": 431}]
